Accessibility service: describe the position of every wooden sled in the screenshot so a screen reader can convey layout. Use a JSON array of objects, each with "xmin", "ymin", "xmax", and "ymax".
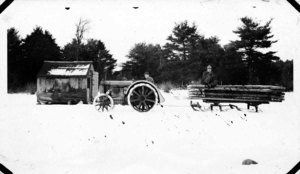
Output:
[{"xmin": 188, "ymin": 84, "xmax": 285, "ymax": 112}]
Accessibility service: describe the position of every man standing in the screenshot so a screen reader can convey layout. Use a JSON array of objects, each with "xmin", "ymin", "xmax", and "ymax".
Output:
[
  {"xmin": 144, "ymin": 72, "xmax": 154, "ymax": 84},
  {"xmin": 201, "ymin": 65, "xmax": 218, "ymax": 88}
]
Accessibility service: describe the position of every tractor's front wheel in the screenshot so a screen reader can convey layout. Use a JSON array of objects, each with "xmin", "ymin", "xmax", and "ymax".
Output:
[{"xmin": 93, "ymin": 94, "xmax": 114, "ymax": 112}]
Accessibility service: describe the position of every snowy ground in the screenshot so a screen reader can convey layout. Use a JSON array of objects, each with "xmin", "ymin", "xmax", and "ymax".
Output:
[{"xmin": 0, "ymin": 90, "xmax": 300, "ymax": 174}]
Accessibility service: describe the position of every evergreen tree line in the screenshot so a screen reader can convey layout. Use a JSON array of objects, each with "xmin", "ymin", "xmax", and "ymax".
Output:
[
  {"xmin": 121, "ymin": 17, "xmax": 293, "ymax": 91},
  {"xmin": 7, "ymin": 17, "xmax": 293, "ymax": 92},
  {"xmin": 7, "ymin": 25, "xmax": 116, "ymax": 92}
]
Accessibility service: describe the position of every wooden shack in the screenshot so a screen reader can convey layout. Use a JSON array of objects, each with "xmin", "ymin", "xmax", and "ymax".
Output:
[{"xmin": 37, "ymin": 61, "xmax": 99, "ymax": 104}]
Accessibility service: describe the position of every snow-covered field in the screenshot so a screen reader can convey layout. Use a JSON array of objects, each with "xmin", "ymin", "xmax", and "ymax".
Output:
[{"xmin": 0, "ymin": 90, "xmax": 299, "ymax": 174}]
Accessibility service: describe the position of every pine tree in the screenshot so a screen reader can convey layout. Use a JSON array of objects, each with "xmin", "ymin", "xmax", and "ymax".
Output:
[
  {"xmin": 82, "ymin": 39, "xmax": 116, "ymax": 81},
  {"xmin": 219, "ymin": 43, "xmax": 247, "ymax": 85},
  {"xmin": 63, "ymin": 39, "xmax": 117, "ymax": 81},
  {"xmin": 233, "ymin": 17, "xmax": 279, "ymax": 84},
  {"xmin": 122, "ymin": 43, "xmax": 163, "ymax": 81},
  {"xmin": 7, "ymin": 28, "xmax": 23, "ymax": 90},
  {"xmin": 162, "ymin": 21, "xmax": 226, "ymax": 85},
  {"xmin": 164, "ymin": 21, "xmax": 200, "ymax": 61},
  {"xmin": 22, "ymin": 27, "xmax": 61, "ymax": 83},
  {"xmin": 62, "ymin": 39, "xmax": 79, "ymax": 61}
]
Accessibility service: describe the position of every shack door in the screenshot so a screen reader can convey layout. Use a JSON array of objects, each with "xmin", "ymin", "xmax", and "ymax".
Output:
[
  {"xmin": 87, "ymin": 77, "xmax": 92, "ymax": 103},
  {"xmin": 92, "ymin": 72, "xmax": 99, "ymax": 98}
]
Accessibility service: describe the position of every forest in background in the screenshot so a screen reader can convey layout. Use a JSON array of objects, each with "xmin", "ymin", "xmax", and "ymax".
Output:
[{"xmin": 7, "ymin": 17, "xmax": 293, "ymax": 93}]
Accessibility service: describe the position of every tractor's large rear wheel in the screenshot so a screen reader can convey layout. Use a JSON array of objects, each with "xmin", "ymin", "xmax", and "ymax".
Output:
[{"xmin": 127, "ymin": 83, "xmax": 157, "ymax": 112}]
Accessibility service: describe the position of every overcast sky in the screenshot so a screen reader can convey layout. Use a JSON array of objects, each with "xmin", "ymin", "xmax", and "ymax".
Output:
[{"xmin": 1, "ymin": 0, "xmax": 300, "ymax": 68}]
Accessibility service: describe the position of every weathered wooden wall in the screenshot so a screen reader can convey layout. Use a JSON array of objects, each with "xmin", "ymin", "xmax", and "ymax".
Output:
[
  {"xmin": 37, "ymin": 77, "xmax": 88, "ymax": 103},
  {"xmin": 38, "ymin": 77, "xmax": 87, "ymax": 92}
]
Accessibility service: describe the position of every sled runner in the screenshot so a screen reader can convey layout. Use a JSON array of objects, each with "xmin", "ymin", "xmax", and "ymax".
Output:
[{"xmin": 188, "ymin": 84, "xmax": 285, "ymax": 112}]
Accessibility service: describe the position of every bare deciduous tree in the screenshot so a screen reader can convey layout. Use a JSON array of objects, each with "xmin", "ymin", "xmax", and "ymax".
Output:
[{"xmin": 75, "ymin": 18, "xmax": 89, "ymax": 60}]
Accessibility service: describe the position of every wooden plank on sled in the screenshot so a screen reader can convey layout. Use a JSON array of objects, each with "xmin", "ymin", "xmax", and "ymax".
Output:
[
  {"xmin": 189, "ymin": 90, "xmax": 284, "ymax": 96},
  {"xmin": 218, "ymin": 85, "xmax": 285, "ymax": 90},
  {"xmin": 188, "ymin": 84, "xmax": 285, "ymax": 90},
  {"xmin": 189, "ymin": 93, "xmax": 284, "ymax": 101},
  {"xmin": 203, "ymin": 88, "xmax": 281, "ymax": 93},
  {"xmin": 188, "ymin": 84, "xmax": 285, "ymax": 102},
  {"xmin": 201, "ymin": 97, "xmax": 270, "ymax": 104},
  {"xmin": 189, "ymin": 92, "xmax": 284, "ymax": 99},
  {"xmin": 202, "ymin": 92, "xmax": 284, "ymax": 100},
  {"xmin": 189, "ymin": 89, "xmax": 284, "ymax": 97}
]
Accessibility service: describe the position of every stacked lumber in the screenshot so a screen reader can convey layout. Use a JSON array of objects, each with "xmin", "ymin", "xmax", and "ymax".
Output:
[{"xmin": 188, "ymin": 84, "xmax": 285, "ymax": 102}]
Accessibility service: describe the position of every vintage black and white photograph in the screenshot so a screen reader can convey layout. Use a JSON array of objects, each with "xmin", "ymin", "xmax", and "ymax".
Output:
[{"xmin": 0, "ymin": 0, "xmax": 299, "ymax": 173}]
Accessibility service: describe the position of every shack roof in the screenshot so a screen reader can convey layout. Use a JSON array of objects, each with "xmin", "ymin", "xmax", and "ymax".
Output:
[{"xmin": 38, "ymin": 61, "xmax": 94, "ymax": 77}]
